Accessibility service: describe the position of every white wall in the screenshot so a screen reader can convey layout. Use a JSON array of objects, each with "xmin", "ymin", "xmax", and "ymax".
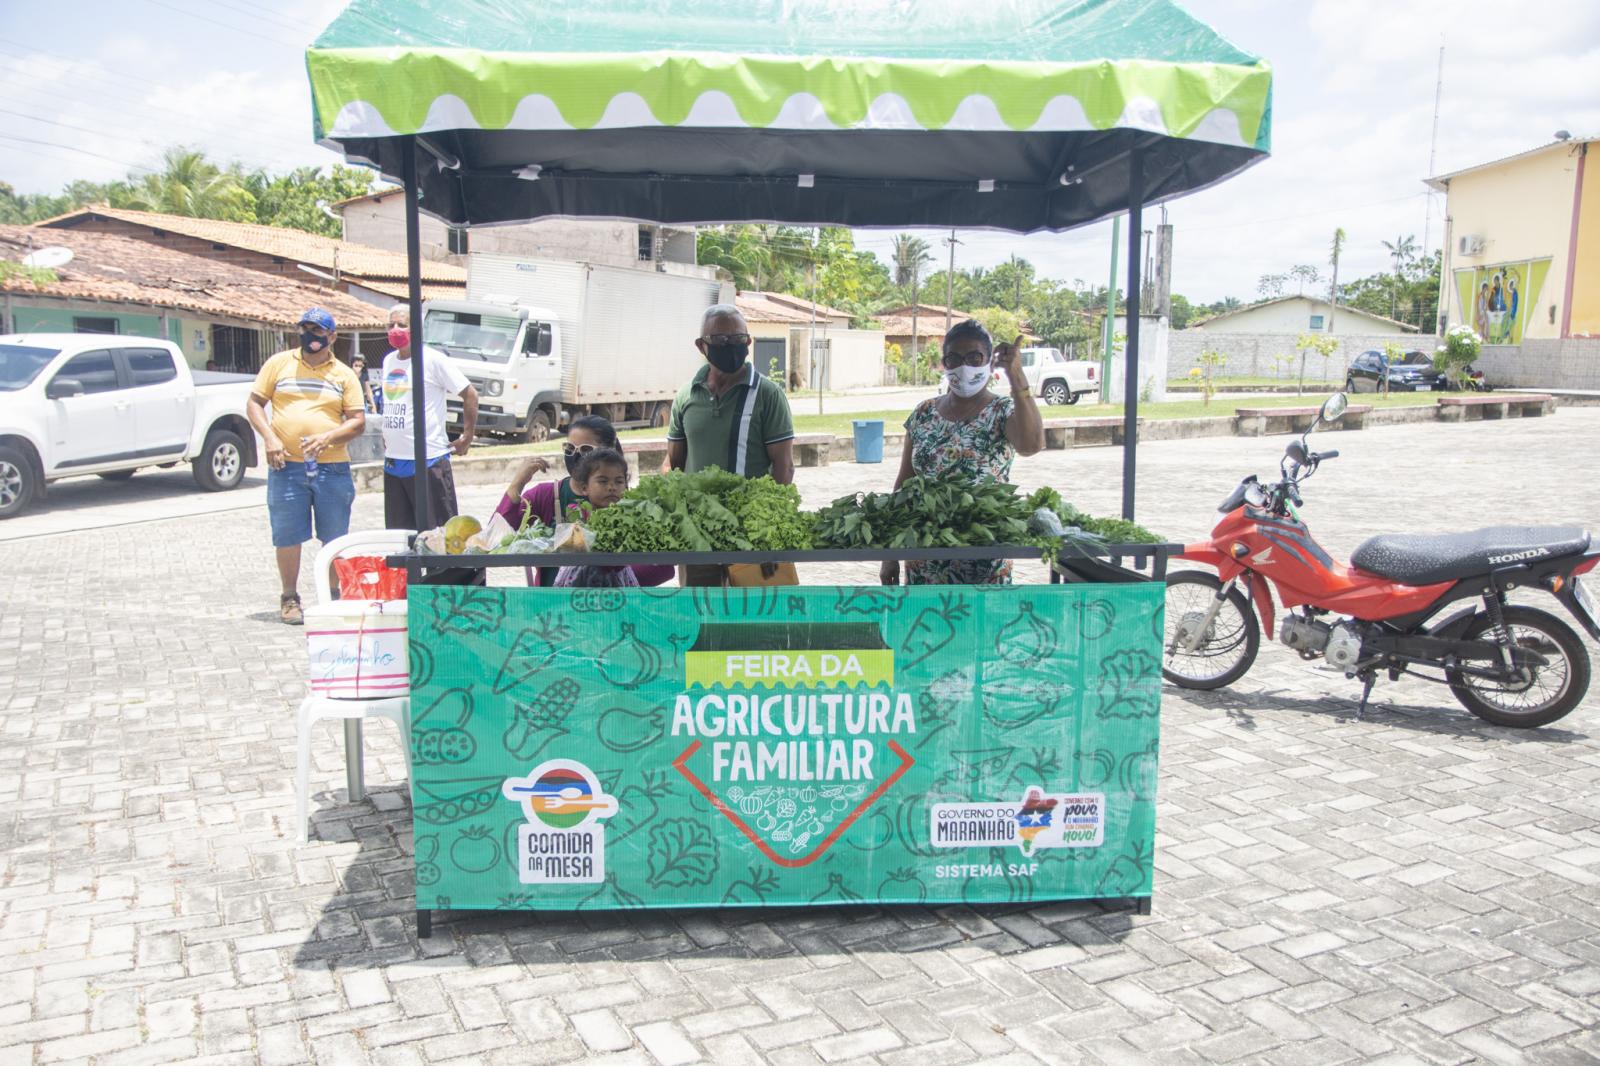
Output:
[
  {"xmin": 1192, "ymin": 296, "xmax": 1414, "ymax": 337},
  {"xmin": 791, "ymin": 327, "xmax": 885, "ymax": 391}
]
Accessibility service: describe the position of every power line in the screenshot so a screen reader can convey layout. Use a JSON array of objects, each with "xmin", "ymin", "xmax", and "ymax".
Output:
[
  {"xmin": 0, "ymin": 132, "xmax": 156, "ymax": 172},
  {"xmin": 0, "ymin": 40, "xmax": 317, "ymax": 159},
  {"xmin": 139, "ymin": 0, "xmax": 306, "ymax": 49},
  {"xmin": 0, "ymin": 106, "xmax": 164, "ymax": 150}
]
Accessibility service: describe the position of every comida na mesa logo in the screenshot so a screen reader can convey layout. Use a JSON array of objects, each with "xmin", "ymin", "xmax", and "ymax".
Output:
[{"xmin": 501, "ymin": 760, "xmax": 618, "ymax": 885}]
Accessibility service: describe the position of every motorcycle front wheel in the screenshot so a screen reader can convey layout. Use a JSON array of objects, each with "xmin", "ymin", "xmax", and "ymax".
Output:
[
  {"xmin": 1163, "ymin": 570, "xmax": 1260, "ymax": 690},
  {"xmin": 1447, "ymin": 606, "xmax": 1590, "ymax": 728}
]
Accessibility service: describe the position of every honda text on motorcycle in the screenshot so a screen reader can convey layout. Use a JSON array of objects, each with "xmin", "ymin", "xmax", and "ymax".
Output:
[{"xmin": 1164, "ymin": 392, "xmax": 1600, "ymax": 727}]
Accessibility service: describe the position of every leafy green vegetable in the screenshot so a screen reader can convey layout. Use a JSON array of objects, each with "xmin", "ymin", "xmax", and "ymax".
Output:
[
  {"xmin": 590, "ymin": 468, "xmax": 808, "ymax": 553},
  {"xmin": 813, "ymin": 477, "xmax": 1036, "ymax": 550},
  {"xmin": 1025, "ymin": 487, "xmax": 1162, "ymax": 544}
]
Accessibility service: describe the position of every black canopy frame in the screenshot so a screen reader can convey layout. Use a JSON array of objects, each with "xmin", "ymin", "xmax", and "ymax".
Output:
[{"xmin": 395, "ymin": 131, "xmax": 1164, "ymax": 533}]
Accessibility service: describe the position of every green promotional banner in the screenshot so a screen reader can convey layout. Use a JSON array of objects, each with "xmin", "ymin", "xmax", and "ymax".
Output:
[{"xmin": 407, "ymin": 583, "xmax": 1163, "ymax": 911}]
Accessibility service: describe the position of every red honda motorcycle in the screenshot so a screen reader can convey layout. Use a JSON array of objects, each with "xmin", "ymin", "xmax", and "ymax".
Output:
[{"xmin": 1164, "ymin": 393, "xmax": 1600, "ymax": 727}]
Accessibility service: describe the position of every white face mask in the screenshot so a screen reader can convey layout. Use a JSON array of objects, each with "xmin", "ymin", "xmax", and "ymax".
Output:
[{"xmin": 946, "ymin": 364, "xmax": 990, "ymax": 398}]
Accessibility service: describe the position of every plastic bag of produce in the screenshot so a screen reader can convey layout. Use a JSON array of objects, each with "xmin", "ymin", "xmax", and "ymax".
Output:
[
  {"xmin": 550, "ymin": 522, "xmax": 591, "ymax": 553},
  {"xmin": 553, "ymin": 564, "xmax": 639, "ymax": 588}
]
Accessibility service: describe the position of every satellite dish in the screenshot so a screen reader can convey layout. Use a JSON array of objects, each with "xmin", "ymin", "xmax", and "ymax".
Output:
[{"xmin": 21, "ymin": 246, "xmax": 74, "ymax": 269}]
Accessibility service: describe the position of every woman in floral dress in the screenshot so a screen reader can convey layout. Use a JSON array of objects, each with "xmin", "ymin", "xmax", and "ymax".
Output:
[{"xmin": 880, "ymin": 319, "xmax": 1045, "ymax": 586}]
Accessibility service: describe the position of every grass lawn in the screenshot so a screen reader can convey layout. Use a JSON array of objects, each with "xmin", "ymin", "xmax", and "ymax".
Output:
[
  {"xmin": 483, "ymin": 391, "xmax": 1439, "ymax": 456},
  {"xmin": 1167, "ymin": 375, "xmax": 1336, "ymax": 389}
]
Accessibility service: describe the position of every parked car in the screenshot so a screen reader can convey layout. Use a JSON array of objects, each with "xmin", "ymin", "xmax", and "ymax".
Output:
[
  {"xmin": 944, "ymin": 346, "xmax": 1101, "ymax": 405},
  {"xmin": 0, "ymin": 334, "xmax": 258, "ymax": 518},
  {"xmin": 1345, "ymin": 349, "xmax": 1445, "ymax": 393}
]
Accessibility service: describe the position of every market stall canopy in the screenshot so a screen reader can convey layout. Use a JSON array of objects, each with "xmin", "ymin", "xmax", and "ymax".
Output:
[{"xmin": 306, "ymin": 0, "xmax": 1272, "ymax": 232}]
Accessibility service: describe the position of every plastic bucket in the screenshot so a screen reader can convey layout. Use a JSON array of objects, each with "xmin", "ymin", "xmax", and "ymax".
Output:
[{"xmin": 852, "ymin": 419, "xmax": 885, "ymax": 463}]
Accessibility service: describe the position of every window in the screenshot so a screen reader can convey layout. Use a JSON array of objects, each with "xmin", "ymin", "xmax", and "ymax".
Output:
[
  {"xmin": 54, "ymin": 349, "xmax": 121, "ymax": 394},
  {"xmin": 447, "ymin": 227, "xmax": 469, "ymax": 255},
  {"xmin": 522, "ymin": 322, "xmax": 553, "ymax": 357},
  {"xmin": 638, "ymin": 225, "xmax": 654, "ymax": 261},
  {"xmin": 1308, "ymin": 314, "xmax": 1325, "ymax": 330},
  {"xmin": 73, "ymin": 316, "xmax": 119, "ymax": 335},
  {"xmin": 1020, "ymin": 350, "xmax": 1036, "ymax": 368},
  {"xmin": 124, "ymin": 347, "xmax": 177, "ymax": 386}
]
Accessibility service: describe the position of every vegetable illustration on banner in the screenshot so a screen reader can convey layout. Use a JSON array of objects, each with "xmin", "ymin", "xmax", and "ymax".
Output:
[{"xmin": 409, "ymin": 583, "xmax": 1163, "ymax": 911}]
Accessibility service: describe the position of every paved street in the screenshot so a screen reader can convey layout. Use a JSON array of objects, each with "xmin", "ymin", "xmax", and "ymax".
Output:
[{"xmin": 3, "ymin": 410, "xmax": 1599, "ymax": 1065}]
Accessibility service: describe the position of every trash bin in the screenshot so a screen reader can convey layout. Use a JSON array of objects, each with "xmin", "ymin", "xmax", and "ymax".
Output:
[{"xmin": 852, "ymin": 419, "xmax": 885, "ymax": 463}]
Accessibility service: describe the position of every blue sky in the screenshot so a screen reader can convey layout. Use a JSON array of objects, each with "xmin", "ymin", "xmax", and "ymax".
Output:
[{"xmin": 1, "ymin": 0, "xmax": 1596, "ymax": 302}]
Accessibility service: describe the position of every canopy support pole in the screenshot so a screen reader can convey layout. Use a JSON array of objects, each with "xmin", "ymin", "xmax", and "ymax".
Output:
[
  {"xmin": 1121, "ymin": 150, "xmax": 1143, "ymax": 521},
  {"xmin": 403, "ymin": 136, "xmax": 430, "ymax": 534}
]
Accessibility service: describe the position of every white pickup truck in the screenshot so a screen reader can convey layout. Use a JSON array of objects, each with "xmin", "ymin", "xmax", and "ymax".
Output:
[
  {"xmin": 943, "ymin": 346, "xmax": 1102, "ymax": 405},
  {"xmin": 0, "ymin": 333, "xmax": 258, "ymax": 518},
  {"xmin": 1005, "ymin": 347, "xmax": 1101, "ymax": 405}
]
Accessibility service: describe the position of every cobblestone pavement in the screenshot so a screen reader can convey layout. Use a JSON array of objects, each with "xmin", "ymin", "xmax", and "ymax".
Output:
[{"xmin": 3, "ymin": 411, "xmax": 1599, "ymax": 1065}]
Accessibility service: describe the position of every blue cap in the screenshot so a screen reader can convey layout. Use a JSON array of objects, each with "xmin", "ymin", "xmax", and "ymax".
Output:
[{"xmin": 299, "ymin": 307, "xmax": 336, "ymax": 331}]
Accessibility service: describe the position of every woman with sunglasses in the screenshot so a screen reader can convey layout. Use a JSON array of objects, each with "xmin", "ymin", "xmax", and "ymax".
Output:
[
  {"xmin": 880, "ymin": 319, "xmax": 1045, "ymax": 587},
  {"xmin": 494, "ymin": 414, "xmax": 674, "ymax": 588}
]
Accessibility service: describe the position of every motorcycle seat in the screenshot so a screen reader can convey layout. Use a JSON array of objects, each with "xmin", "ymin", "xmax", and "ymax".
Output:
[{"xmin": 1351, "ymin": 526, "xmax": 1590, "ymax": 586}]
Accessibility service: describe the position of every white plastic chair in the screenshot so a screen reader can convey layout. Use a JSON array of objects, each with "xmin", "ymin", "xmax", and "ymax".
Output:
[{"xmin": 296, "ymin": 528, "xmax": 414, "ymax": 842}]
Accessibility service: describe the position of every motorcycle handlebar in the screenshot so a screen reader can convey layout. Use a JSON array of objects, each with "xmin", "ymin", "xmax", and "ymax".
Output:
[{"xmin": 1317, "ymin": 449, "xmax": 1340, "ymax": 461}]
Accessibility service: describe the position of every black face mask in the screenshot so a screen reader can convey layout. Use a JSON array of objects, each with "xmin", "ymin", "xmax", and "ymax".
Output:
[
  {"xmin": 299, "ymin": 330, "xmax": 329, "ymax": 354},
  {"xmin": 704, "ymin": 340, "xmax": 748, "ymax": 374},
  {"xmin": 563, "ymin": 451, "xmax": 581, "ymax": 475}
]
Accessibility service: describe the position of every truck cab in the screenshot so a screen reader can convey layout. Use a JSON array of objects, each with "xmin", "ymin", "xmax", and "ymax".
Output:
[{"xmin": 422, "ymin": 300, "xmax": 563, "ymax": 441}]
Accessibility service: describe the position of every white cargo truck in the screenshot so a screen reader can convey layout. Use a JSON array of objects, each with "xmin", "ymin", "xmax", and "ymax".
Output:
[{"xmin": 423, "ymin": 254, "xmax": 729, "ymax": 441}]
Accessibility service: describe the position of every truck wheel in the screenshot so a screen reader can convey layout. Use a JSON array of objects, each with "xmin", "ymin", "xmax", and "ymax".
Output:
[
  {"xmin": 523, "ymin": 407, "xmax": 553, "ymax": 444},
  {"xmin": 98, "ymin": 470, "xmax": 137, "ymax": 481},
  {"xmin": 0, "ymin": 445, "xmax": 36, "ymax": 518},
  {"xmin": 1064, "ymin": 390, "xmax": 1082, "ymax": 406},
  {"xmin": 650, "ymin": 402, "xmax": 670, "ymax": 429},
  {"xmin": 1041, "ymin": 381, "xmax": 1069, "ymax": 406},
  {"xmin": 193, "ymin": 430, "xmax": 246, "ymax": 492}
]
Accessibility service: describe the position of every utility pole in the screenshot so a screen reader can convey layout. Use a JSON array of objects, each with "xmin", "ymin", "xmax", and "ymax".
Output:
[
  {"xmin": 1422, "ymin": 40, "xmax": 1445, "ymax": 261},
  {"xmin": 943, "ymin": 229, "xmax": 961, "ymax": 337}
]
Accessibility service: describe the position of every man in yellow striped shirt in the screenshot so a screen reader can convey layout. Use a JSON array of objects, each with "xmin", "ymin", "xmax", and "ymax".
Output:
[{"xmin": 246, "ymin": 308, "xmax": 366, "ymax": 624}]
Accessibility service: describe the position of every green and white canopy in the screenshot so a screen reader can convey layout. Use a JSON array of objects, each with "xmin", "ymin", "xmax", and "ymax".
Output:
[{"xmin": 307, "ymin": 0, "xmax": 1271, "ymax": 231}]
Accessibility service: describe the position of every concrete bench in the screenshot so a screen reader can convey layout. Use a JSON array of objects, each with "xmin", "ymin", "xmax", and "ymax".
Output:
[
  {"xmin": 1436, "ymin": 393, "xmax": 1554, "ymax": 421},
  {"xmin": 621, "ymin": 433, "xmax": 834, "ymax": 472},
  {"xmin": 1235, "ymin": 404, "xmax": 1371, "ymax": 437},
  {"xmin": 1043, "ymin": 416, "xmax": 1142, "ymax": 449},
  {"xmin": 793, "ymin": 432, "xmax": 834, "ymax": 467}
]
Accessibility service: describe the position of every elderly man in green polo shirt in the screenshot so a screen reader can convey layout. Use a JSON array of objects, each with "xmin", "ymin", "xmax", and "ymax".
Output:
[{"xmin": 666, "ymin": 304, "xmax": 796, "ymax": 586}]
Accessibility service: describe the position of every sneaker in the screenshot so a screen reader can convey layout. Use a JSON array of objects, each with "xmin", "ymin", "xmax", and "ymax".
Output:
[{"xmin": 280, "ymin": 594, "xmax": 304, "ymax": 625}]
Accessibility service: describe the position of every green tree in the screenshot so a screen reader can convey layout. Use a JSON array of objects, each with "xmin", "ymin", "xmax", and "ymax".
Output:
[
  {"xmin": 1289, "ymin": 264, "xmax": 1321, "ymax": 295},
  {"xmin": 1168, "ymin": 293, "xmax": 1194, "ymax": 329},
  {"xmin": 696, "ymin": 224, "xmax": 813, "ymax": 292},
  {"xmin": 970, "ymin": 306, "xmax": 1025, "ymax": 347},
  {"xmin": 1380, "ymin": 234, "xmax": 1418, "ymax": 319},
  {"xmin": 1257, "ymin": 273, "xmax": 1287, "ymax": 300},
  {"xmin": 812, "ymin": 228, "xmax": 893, "ymax": 325},
  {"xmin": 0, "ymin": 178, "xmax": 127, "ymax": 224},
  {"xmin": 117, "ymin": 147, "xmax": 254, "ymax": 221},
  {"xmin": 1328, "ymin": 226, "xmax": 1346, "ymax": 333},
  {"xmin": 1294, "ymin": 331, "xmax": 1339, "ymax": 395},
  {"xmin": 889, "ymin": 234, "xmax": 933, "ymax": 294},
  {"xmin": 239, "ymin": 165, "xmax": 377, "ymax": 237}
]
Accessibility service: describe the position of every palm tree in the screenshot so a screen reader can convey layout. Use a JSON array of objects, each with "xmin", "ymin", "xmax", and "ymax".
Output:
[
  {"xmin": 890, "ymin": 234, "xmax": 933, "ymax": 293},
  {"xmin": 1328, "ymin": 227, "xmax": 1346, "ymax": 333},
  {"xmin": 1380, "ymin": 234, "xmax": 1418, "ymax": 320},
  {"xmin": 118, "ymin": 147, "xmax": 252, "ymax": 220}
]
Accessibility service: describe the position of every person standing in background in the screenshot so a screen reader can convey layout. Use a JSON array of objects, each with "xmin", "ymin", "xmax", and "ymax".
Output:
[
  {"xmin": 246, "ymin": 308, "xmax": 365, "ymax": 624},
  {"xmin": 380, "ymin": 304, "xmax": 478, "ymax": 531}
]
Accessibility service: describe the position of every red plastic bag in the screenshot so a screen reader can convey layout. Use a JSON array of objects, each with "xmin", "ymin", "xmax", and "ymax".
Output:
[{"xmin": 334, "ymin": 555, "xmax": 408, "ymax": 601}]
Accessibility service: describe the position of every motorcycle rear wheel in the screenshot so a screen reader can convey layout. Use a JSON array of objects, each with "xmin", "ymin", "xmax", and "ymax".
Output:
[
  {"xmin": 1447, "ymin": 606, "xmax": 1590, "ymax": 728},
  {"xmin": 1162, "ymin": 570, "xmax": 1260, "ymax": 689}
]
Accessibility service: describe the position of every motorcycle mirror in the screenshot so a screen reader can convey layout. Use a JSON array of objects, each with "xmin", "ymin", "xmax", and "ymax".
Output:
[
  {"xmin": 1320, "ymin": 391, "xmax": 1349, "ymax": 423},
  {"xmin": 1285, "ymin": 440, "xmax": 1309, "ymax": 465}
]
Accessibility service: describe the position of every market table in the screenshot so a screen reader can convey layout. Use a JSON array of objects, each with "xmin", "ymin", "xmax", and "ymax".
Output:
[{"xmin": 395, "ymin": 545, "xmax": 1174, "ymax": 936}]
